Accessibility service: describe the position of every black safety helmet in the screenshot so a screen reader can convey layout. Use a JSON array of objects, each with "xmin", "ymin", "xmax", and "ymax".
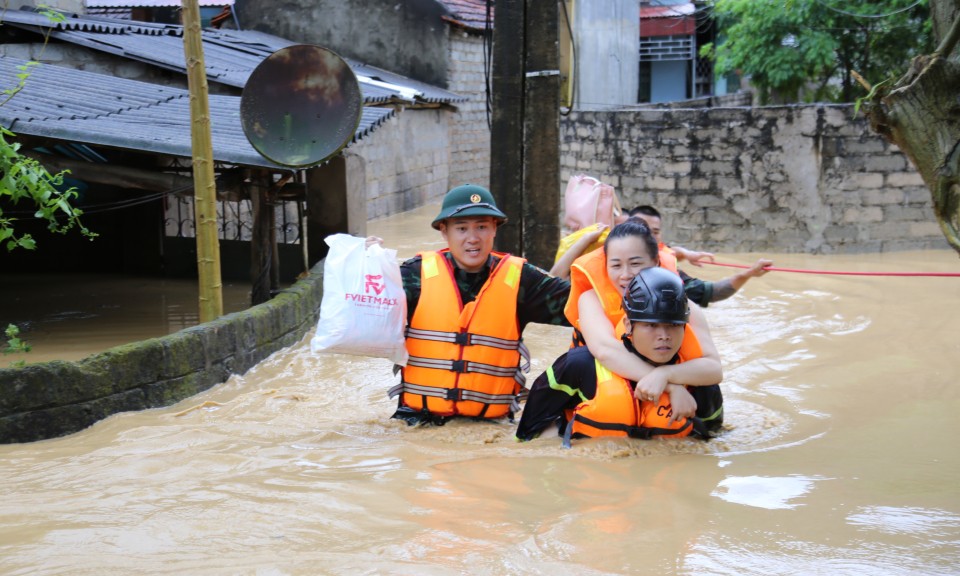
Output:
[{"xmin": 622, "ymin": 267, "xmax": 689, "ymax": 325}]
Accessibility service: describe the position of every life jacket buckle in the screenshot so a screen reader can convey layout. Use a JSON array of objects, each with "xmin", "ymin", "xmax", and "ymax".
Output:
[
  {"xmin": 454, "ymin": 332, "xmax": 471, "ymax": 345},
  {"xmin": 450, "ymin": 360, "xmax": 468, "ymax": 373},
  {"xmin": 444, "ymin": 388, "xmax": 462, "ymax": 401}
]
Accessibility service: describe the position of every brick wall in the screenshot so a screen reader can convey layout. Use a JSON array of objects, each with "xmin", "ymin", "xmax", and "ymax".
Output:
[
  {"xmin": 446, "ymin": 29, "xmax": 491, "ymax": 190},
  {"xmin": 560, "ymin": 104, "xmax": 946, "ymax": 253},
  {"xmin": 351, "ymin": 109, "xmax": 451, "ymax": 220}
]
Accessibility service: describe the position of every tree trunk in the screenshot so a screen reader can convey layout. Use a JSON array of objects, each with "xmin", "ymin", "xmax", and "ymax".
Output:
[{"xmin": 863, "ymin": 0, "xmax": 960, "ymax": 254}]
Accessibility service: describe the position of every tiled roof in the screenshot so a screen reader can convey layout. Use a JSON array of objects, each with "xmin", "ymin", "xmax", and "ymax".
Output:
[
  {"xmin": 0, "ymin": 9, "xmax": 465, "ymax": 105},
  {"xmin": 640, "ymin": 2, "xmax": 696, "ymax": 19},
  {"xmin": 86, "ymin": 0, "xmax": 232, "ymax": 6},
  {"xmin": 0, "ymin": 56, "xmax": 395, "ymax": 169},
  {"xmin": 436, "ymin": 0, "xmax": 493, "ymax": 32}
]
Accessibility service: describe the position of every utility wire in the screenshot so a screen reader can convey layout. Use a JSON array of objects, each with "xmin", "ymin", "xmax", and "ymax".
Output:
[
  {"xmin": 3, "ymin": 181, "xmax": 201, "ymax": 217},
  {"xmin": 811, "ymin": 0, "xmax": 925, "ymax": 19}
]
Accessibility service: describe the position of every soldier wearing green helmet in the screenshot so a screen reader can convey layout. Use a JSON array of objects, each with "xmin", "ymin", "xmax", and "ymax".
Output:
[
  {"xmin": 370, "ymin": 185, "xmax": 721, "ymax": 430},
  {"xmin": 429, "ymin": 184, "xmax": 508, "ymax": 230},
  {"xmin": 387, "ymin": 184, "xmax": 573, "ymax": 426}
]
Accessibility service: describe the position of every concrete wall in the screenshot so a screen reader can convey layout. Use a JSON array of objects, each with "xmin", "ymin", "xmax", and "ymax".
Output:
[
  {"xmin": 446, "ymin": 28, "xmax": 491, "ymax": 189},
  {"xmin": 352, "ymin": 107, "xmax": 451, "ymax": 219},
  {"xmin": 0, "ymin": 261, "xmax": 325, "ymax": 444},
  {"xmin": 233, "ymin": 0, "xmax": 451, "ymax": 88},
  {"xmin": 560, "ymin": 104, "xmax": 946, "ymax": 253},
  {"xmin": 574, "ymin": 0, "xmax": 640, "ymax": 109},
  {"xmin": 9, "ymin": 0, "xmax": 83, "ymax": 12}
]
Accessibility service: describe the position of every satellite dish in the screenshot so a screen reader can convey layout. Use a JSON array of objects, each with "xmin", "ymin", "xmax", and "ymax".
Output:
[{"xmin": 241, "ymin": 45, "xmax": 363, "ymax": 168}]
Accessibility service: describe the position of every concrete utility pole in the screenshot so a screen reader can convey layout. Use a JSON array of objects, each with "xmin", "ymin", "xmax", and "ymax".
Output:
[
  {"xmin": 490, "ymin": 0, "xmax": 561, "ymax": 269},
  {"xmin": 182, "ymin": 0, "xmax": 223, "ymax": 322}
]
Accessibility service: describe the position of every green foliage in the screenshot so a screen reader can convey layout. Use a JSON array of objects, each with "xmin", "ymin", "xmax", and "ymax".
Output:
[
  {"xmin": 4, "ymin": 324, "xmax": 31, "ymax": 367},
  {"xmin": 0, "ymin": 127, "xmax": 97, "ymax": 251},
  {"xmin": 703, "ymin": 0, "xmax": 934, "ymax": 104},
  {"xmin": 0, "ymin": 7, "xmax": 96, "ymax": 251},
  {"xmin": 853, "ymin": 76, "xmax": 894, "ymax": 117}
]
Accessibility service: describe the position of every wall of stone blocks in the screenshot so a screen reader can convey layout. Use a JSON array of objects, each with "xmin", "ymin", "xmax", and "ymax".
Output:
[{"xmin": 559, "ymin": 104, "xmax": 947, "ymax": 254}]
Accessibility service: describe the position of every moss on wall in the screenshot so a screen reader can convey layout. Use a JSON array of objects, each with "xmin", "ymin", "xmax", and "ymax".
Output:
[{"xmin": 0, "ymin": 264, "xmax": 324, "ymax": 444}]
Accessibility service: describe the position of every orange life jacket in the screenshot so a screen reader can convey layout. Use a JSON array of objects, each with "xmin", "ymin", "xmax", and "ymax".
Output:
[
  {"xmin": 561, "ymin": 354, "xmax": 710, "ymax": 448},
  {"xmin": 563, "ymin": 247, "xmax": 701, "ymax": 358},
  {"xmin": 565, "ymin": 247, "xmax": 621, "ymax": 335},
  {"xmin": 659, "ymin": 244, "xmax": 678, "ymax": 274},
  {"xmin": 388, "ymin": 250, "xmax": 529, "ymax": 419}
]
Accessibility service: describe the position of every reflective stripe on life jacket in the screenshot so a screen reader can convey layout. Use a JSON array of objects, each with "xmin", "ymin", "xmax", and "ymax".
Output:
[
  {"xmin": 388, "ymin": 250, "xmax": 529, "ymax": 418},
  {"xmin": 561, "ymin": 358, "xmax": 711, "ymax": 448},
  {"xmin": 563, "ymin": 246, "xmax": 702, "ymax": 358}
]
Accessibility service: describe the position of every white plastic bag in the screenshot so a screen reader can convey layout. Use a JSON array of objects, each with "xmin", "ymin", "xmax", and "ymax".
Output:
[{"xmin": 310, "ymin": 234, "xmax": 408, "ymax": 365}]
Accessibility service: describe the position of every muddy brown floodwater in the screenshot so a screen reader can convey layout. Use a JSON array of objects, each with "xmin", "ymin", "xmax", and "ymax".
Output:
[{"xmin": 2, "ymin": 203, "xmax": 959, "ymax": 575}]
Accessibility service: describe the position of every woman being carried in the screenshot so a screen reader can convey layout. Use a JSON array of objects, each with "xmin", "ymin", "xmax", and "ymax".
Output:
[{"xmin": 516, "ymin": 219, "xmax": 724, "ymax": 443}]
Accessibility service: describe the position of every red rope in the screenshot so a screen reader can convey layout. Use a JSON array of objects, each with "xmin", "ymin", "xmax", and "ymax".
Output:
[{"xmin": 705, "ymin": 260, "xmax": 960, "ymax": 277}]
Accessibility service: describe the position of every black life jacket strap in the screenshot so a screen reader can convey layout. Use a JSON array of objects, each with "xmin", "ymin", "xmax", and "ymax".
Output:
[{"xmin": 562, "ymin": 413, "xmax": 713, "ymax": 448}]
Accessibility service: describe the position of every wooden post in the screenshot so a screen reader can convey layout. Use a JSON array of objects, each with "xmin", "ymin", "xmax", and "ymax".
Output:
[
  {"xmin": 250, "ymin": 172, "xmax": 273, "ymax": 305},
  {"xmin": 491, "ymin": 0, "xmax": 561, "ymax": 268},
  {"xmin": 490, "ymin": 0, "xmax": 525, "ymax": 257},
  {"xmin": 523, "ymin": 0, "xmax": 561, "ymax": 269},
  {"xmin": 182, "ymin": 0, "xmax": 223, "ymax": 321}
]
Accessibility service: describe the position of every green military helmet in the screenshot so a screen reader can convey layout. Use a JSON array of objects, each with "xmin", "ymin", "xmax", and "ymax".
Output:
[{"xmin": 431, "ymin": 184, "xmax": 508, "ymax": 230}]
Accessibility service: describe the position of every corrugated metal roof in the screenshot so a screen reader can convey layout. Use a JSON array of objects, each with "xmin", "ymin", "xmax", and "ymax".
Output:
[
  {"xmin": 0, "ymin": 56, "xmax": 396, "ymax": 169},
  {"xmin": 437, "ymin": 0, "xmax": 493, "ymax": 32},
  {"xmin": 1, "ymin": 10, "xmax": 465, "ymax": 105}
]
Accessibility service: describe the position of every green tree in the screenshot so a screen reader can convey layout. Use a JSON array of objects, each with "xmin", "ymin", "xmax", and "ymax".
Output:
[
  {"xmin": 0, "ymin": 9, "xmax": 95, "ymax": 251},
  {"xmin": 702, "ymin": 0, "xmax": 933, "ymax": 104}
]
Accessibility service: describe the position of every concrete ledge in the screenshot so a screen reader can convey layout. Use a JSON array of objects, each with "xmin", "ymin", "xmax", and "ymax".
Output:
[{"xmin": 0, "ymin": 262, "xmax": 324, "ymax": 444}]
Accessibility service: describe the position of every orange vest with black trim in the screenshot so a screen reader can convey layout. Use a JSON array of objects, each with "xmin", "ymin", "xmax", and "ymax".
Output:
[
  {"xmin": 562, "ymin": 351, "xmax": 705, "ymax": 447},
  {"xmin": 563, "ymin": 247, "xmax": 700, "ymax": 358},
  {"xmin": 395, "ymin": 250, "xmax": 527, "ymax": 418}
]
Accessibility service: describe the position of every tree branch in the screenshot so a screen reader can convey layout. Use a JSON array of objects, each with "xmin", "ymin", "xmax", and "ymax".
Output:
[{"xmin": 935, "ymin": 12, "xmax": 960, "ymax": 59}]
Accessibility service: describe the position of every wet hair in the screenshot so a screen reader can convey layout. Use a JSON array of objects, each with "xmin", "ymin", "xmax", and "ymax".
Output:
[
  {"xmin": 628, "ymin": 205, "xmax": 661, "ymax": 219},
  {"xmin": 604, "ymin": 217, "xmax": 659, "ymax": 262}
]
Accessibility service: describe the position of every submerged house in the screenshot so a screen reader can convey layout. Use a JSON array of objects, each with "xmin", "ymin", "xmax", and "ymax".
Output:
[
  {"xmin": 0, "ymin": 6, "xmax": 470, "ymax": 303},
  {"xmin": 0, "ymin": 1, "xmax": 501, "ymax": 442}
]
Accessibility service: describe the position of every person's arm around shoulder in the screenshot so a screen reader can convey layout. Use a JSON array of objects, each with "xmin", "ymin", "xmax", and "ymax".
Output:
[
  {"xmin": 577, "ymin": 289, "xmax": 654, "ymax": 378},
  {"xmin": 579, "ymin": 291, "xmax": 720, "ymax": 420},
  {"xmin": 634, "ymin": 301, "xmax": 722, "ymax": 390},
  {"xmin": 578, "ymin": 290, "xmax": 721, "ymax": 387},
  {"xmin": 549, "ymin": 224, "xmax": 608, "ymax": 280}
]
